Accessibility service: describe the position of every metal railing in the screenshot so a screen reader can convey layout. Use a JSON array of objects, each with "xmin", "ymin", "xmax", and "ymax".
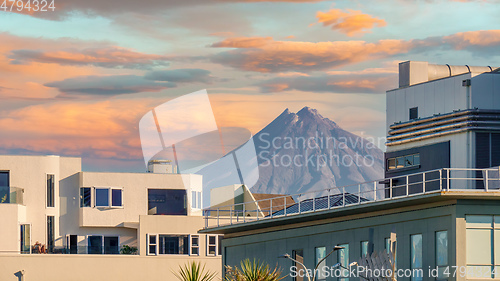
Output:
[
  {"xmin": 203, "ymin": 167, "xmax": 500, "ymax": 229},
  {"xmin": 0, "ymin": 186, "xmax": 24, "ymax": 205}
]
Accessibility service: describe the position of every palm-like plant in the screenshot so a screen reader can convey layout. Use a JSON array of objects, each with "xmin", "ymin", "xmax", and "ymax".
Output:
[
  {"xmin": 173, "ymin": 261, "xmax": 217, "ymax": 281},
  {"xmin": 224, "ymin": 259, "xmax": 285, "ymax": 281}
]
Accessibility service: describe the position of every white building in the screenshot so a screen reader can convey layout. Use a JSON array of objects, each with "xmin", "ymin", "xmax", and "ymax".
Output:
[
  {"xmin": 386, "ymin": 61, "xmax": 500, "ymax": 192},
  {"xmin": 0, "ymin": 155, "xmax": 223, "ymax": 281}
]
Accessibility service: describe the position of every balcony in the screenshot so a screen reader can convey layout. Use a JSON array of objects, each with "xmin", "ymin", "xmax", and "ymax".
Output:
[
  {"xmin": 203, "ymin": 167, "xmax": 500, "ymax": 229},
  {"xmin": 0, "ymin": 186, "xmax": 24, "ymax": 204}
]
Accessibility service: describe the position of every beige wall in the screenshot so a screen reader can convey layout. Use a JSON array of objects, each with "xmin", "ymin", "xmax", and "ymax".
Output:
[{"xmin": 0, "ymin": 254, "xmax": 221, "ymax": 281}]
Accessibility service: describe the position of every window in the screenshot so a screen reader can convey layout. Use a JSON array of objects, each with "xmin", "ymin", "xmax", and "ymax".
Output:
[
  {"xmin": 207, "ymin": 235, "xmax": 217, "ymax": 256},
  {"xmin": 411, "ymin": 234, "xmax": 423, "ymax": 281},
  {"xmin": 0, "ymin": 171, "xmax": 10, "ymax": 203},
  {"xmin": 190, "ymin": 235, "xmax": 200, "ymax": 256},
  {"xmin": 47, "ymin": 174, "xmax": 55, "ymax": 207},
  {"xmin": 315, "ymin": 246, "xmax": 326, "ymax": 280},
  {"xmin": 292, "ymin": 249, "xmax": 304, "ymax": 281},
  {"xmin": 94, "ymin": 187, "xmax": 123, "ymax": 208},
  {"xmin": 95, "ymin": 188, "xmax": 109, "ymax": 207},
  {"xmin": 338, "ymin": 244, "xmax": 349, "ymax": 281},
  {"xmin": 466, "ymin": 215, "xmax": 500, "ymax": 277},
  {"xmin": 47, "ymin": 216, "xmax": 54, "ymax": 253},
  {"xmin": 436, "ymin": 231, "xmax": 448, "ymax": 280},
  {"xmin": 387, "ymin": 154, "xmax": 420, "ymax": 170},
  {"xmin": 148, "ymin": 189, "xmax": 187, "ymax": 215},
  {"xmin": 88, "ymin": 235, "xmax": 119, "ymax": 254},
  {"xmin": 88, "ymin": 235, "xmax": 103, "ymax": 254},
  {"xmin": 159, "ymin": 235, "xmax": 189, "ymax": 255},
  {"xmin": 66, "ymin": 235, "xmax": 78, "ymax": 254},
  {"xmin": 410, "ymin": 107, "xmax": 418, "ymax": 120},
  {"xmin": 191, "ymin": 191, "xmax": 202, "ymax": 209},
  {"xmin": 385, "ymin": 237, "xmax": 397, "ymax": 269},
  {"xmin": 104, "ymin": 236, "xmax": 119, "ymax": 254},
  {"xmin": 20, "ymin": 224, "xmax": 31, "ymax": 254},
  {"xmin": 147, "ymin": 234, "xmax": 157, "ymax": 255},
  {"xmin": 80, "ymin": 187, "xmax": 91, "ymax": 207},
  {"xmin": 361, "ymin": 241, "xmax": 369, "ymax": 257}
]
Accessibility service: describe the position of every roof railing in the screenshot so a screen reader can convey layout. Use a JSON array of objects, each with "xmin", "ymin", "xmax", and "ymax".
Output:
[{"xmin": 203, "ymin": 167, "xmax": 500, "ymax": 229}]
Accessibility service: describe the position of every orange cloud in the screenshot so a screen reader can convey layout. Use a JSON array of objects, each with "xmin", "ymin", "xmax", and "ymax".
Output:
[
  {"xmin": 316, "ymin": 9, "xmax": 386, "ymax": 36},
  {"xmin": 443, "ymin": 30, "xmax": 500, "ymax": 49},
  {"xmin": 211, "ymin": 37, "xmax": 413, "ymax": 72}
]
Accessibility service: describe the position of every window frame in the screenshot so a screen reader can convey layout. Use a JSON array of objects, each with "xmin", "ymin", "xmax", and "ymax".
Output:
[
  {"xmin": 361, "ymin": 241, "xmax": 369, "ymax": 257},
  {"xmin": 0, "ymin": 170, "xmax": 10, "ymax": 203},
  {"xmin": 20, "ymin": 223, "xmax": 31, "ymax": 254},
  {"xmin": 410, "ymin": 234, "xmax": 423, "ymax": 281},
  {"xmin": 387, "ymin": 153, "xmax": 421, "ymax": 171},
  {"xmin": 86, "ymin": 235, "xmax": 120, "ymax": 255},
  {"xmin": 92, "ymin": 187, "xmax": 124, "ymax": 208},
  {"xmin": 190, "ymin": 235, "xmax": 200, "ymax": 256},
  {"xmin": 337, "ymin": 243, "xmax": 350, "ymax": 281},
  {"xmin": 207, "ymin": 235, "xmax": 219, "ymax": 256},
  {"xmin": 147, "ymin": 233, "xmax": 158, "ymax": 256},
  {"xmin": 46, "ymin": 215, "xmax": 55, "ymax": 253},
  {"xmin": 315, "ymin": 246, "xmax": 327, "ymax": 280}
]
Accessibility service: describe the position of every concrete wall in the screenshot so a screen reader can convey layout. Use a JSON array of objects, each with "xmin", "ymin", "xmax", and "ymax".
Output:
[{"xmin": 0, "ymin": 254, "xmax": 221, "ymax": 281}]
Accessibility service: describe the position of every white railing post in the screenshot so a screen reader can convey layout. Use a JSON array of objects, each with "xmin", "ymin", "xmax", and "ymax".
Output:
[
  {"xmin": 374, "ymin": 181, "xmax": 377, "ymax": 201},
  {"xmin": 270, "ymin": 198, "xmax": 273, "ymax": 218},
  {"xmin": 406, "ymin": 175, "xmax": 409, "ymax": 196},
  {"xmin": 313, "ymin": 194, "xmax": 316, "ymax": 212},
  {"xmin": 284, "ymin": 196, "xmax": 287, "ymax": 216},
  {"xmin": 243, "ymin": 204, "xmax": 246, "ymax": 223},
  {"xmin": 343, "ymin": 187, "xmax": 345, "ymax": 207},
  {"xmin": 217, "ymin": 209, "xmax": 220, "ymax": 227},
  {"xmin": 358, "ymin": 184, "xmax": 361, "ymax": 204},
  {"xmin": 298, "ymin": 195, "xmax": 301, "ymax": 214},
  {"xmin": 230, "ymin": 206, "xmax": 233, "ymax": 225},
  {"xmin": 485, "ymin": 169, "xmax": 489, "ymax": 191},
  {"xmin": 439, "ymin": 170, "xmax": 443, "ymax": 191}
]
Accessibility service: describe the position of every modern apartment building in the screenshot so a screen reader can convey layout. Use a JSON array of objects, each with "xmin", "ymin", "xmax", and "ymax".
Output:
[
  {"xmin": 0, "ymin": 155, "xmax": 223, "ymax": 281},
  {"xmin": 201, "ymin": 61, "xmax": 500, "ymax": 281}
]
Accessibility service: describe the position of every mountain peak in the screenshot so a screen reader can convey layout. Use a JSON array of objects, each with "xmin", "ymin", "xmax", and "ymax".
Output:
[{"xmin": 297, "ymin": 106, "xmax": 320, "ymax": 117}]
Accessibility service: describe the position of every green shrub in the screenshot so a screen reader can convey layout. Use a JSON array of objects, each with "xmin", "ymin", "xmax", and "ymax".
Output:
[
  {"xmin": 120, "ymin": 245, "xmax": 138, "ymax": 255},
  {"xmin": 173, "ymin": 261, "xmax": 217, "ymax": 281},
  {"xmin": 224, "ymin": 259, "xmax": 285, "ymax": 281}
]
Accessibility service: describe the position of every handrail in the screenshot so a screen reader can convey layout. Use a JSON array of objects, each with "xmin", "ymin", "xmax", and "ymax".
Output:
[{"xmin": 203, "ymin": 167, "xmax": 500, "ymax": 229}]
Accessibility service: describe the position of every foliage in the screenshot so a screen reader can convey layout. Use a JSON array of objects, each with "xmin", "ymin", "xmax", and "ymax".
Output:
[
  {"xmin": 224, "ymin": 259, "xmax": 285, "ymax": 281},
  {"xmin": 120, "ymin": 245, "xmax": 138, "ymax": 255},
  {"xmin": 173, "ymin": 261, "xmax": 217, "ymax": 281}
]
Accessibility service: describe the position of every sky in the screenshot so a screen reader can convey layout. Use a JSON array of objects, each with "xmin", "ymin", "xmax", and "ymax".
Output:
[{"xmin": 0, "ymin": 0, "xmax": 499, "ymax": 172}]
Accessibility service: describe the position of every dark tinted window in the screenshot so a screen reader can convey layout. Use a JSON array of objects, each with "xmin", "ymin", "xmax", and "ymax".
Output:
[
  {"xmin": 47, "ymin": 174, "xmax": 55, "ymax": 207},
  {"xmin": 111, "ymin": 189, "xmax": 122, "ymax": 207},
  {"xmin": 88, "ymin": 236, "xmax": 102, "ymax": 254},
  {"xmin": 292, "ymin": 249, "xmax": 304, "ymax": 281},
  {"xmin": 95, "ymin": 188, "xmax": 109, "ymax": 207},
  {"xmin": 47, "ymin": 216, "xmax": 54, "ymax": 253},
  {"xmin": 0, "ymin": 171, "xmax": 9, "ymax": 186},
  {"xmin": 409, "ymin": 107, "xmax": 418, "ymax": 120},
  {"xmin": 148, "ymin": 189, "xmax": 187, "ymax": 215},
  {"xmin": 104, "ymin": 236, "xmax": 119, "ymax": 254},
  {"xmin": 159, "ymin": 235, "xmax": 188, "ymax": 254}
]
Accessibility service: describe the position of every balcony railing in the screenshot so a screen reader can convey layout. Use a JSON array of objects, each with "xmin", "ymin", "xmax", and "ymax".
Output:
[
  {"xmin": 203, "ymin": 167, "xmax": 500, "ymax": 229},
  {"xmin": 0, "ymin": 186, "xmax": 24, "ymax": 204}
]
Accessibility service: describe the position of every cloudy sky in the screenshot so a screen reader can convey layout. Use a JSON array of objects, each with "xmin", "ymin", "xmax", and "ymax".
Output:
[{"xmin": 0, "ymin": 0, "xmax": 499, "ymax": 172}]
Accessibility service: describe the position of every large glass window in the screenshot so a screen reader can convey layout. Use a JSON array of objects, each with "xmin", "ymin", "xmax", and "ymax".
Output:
[
  {"xmin": 148, "ymin": 189, "xmax": 187, "ymax": 215},
  {"xmin": 95, "ymin": 188, "xmax": 109, "ymax": 207},
  {"xmin": 20, "ymin": 224, "xmax": 31, "ymax": 254},
  {"xmin": 80, "ymin": 187, "xmax": 91, "ymax": 207},
  {"xmin": 88, "ymin": 235, "xmax": 103, "ymax": 254},
  {"xmin": 104, "ymin": 236, "xmax": 119, "ymax": 254},
  {"xmin": 338, "ymin": 244, "xmax": 349, "ymax": 281},
  {"xmin": 46, "ymin": 174, "xmax": 55, "ymax": 207},
  {"xmin": 315, "ymin": 246, "xmax": 326, "ymax": 280},
  {"xmin": 436, "ymin": 231, "xmax": 448, "ymax": 280},
  {"xmin": 411, "ymin": 234, "xmax": 423, "ymax": 281},
  {"xmin": 292, "ymin": 249, "xmax": 304, "ymax": 281},
  {"xmin": 159, "ymin": 235, "xmax": 189, "ymax": 255},
  {"xmin": 47, "ymin": 216, "xmax": 54, "ymax": 253},
  {"xmin": 191, "ymin": 191, "xmax": 202, "ymax": 209},
  {"xmin": 0, "ymin": 171, "xmax": 10, "ymax": 203}
]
